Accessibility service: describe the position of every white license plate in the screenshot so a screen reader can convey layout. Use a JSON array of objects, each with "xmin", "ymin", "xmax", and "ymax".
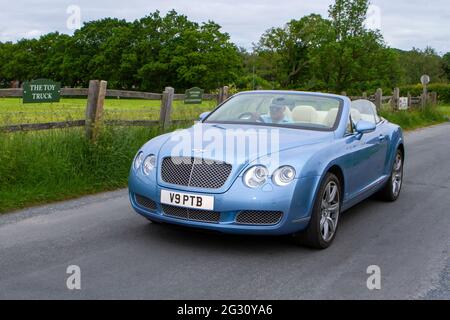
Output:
[{"xmin": 160, "ymin": 190, "xmax": 214, "ymax": 210}]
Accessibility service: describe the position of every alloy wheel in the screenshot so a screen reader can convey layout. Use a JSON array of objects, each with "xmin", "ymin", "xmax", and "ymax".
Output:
[
  {"xmin": 320, "ymin": 181, "xmax": 340, "ymax": 242},
  {"xmin": 392, "ymin": 152, "xmax": 403, "ymax": 197}
]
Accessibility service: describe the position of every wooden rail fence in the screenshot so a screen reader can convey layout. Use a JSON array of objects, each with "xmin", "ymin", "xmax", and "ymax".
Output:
[
  {"xmin": 0, "ymin": 80, "xmax": 230, "ymax": 140},
  {"xmin": 0, "ymin": 82, "xmax": 438, "ymax": 138},
  {"xmin": 347, "ymin": 87, "xmax": 437, "ymax": 111}
]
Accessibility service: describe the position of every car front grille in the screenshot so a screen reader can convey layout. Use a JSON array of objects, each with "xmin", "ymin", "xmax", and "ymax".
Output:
[
  {"xmin": 161, "ymin": 204, "xmax": 220, "ymax": 224},
  {"xmin": 236, "ymin": 210, "xmax": 283, "ymax": 225},
  {"xmin": 161, "ymin": 157, "xmax": 232, "ymax": 189},
  {"xmin": 135, "ymin": 194, "xmax": 157, "ymax": 211}
]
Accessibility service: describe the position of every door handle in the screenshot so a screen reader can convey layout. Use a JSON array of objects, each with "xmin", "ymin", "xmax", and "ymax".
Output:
[{"xmin": 378, "ymin": 135, "xmax": 386, "ymax": 141}]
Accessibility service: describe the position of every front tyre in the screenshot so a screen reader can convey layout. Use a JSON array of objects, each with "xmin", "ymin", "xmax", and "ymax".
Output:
[
  {"xmin": 378, "ymin": 149, "xmax": 403, "ymax": 201},
  {"xmin": 292, "ymin": 173, "xmax": 341, "ymax": 249}
]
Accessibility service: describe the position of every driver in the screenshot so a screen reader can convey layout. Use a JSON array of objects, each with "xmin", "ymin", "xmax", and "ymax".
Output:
[{"xmin": 261, "ymin": 98, "xmax": 293, "ymax": 124}]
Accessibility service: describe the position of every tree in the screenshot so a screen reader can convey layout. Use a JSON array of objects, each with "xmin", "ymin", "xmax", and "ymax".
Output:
[
  {"xmin": 0, "ymin": 41, "xmax": 17, "ymax": 87},
  {"xmin": 251, "ymin": 0, "xmax": 400, "ymax": 93},
  {"xmin": 135, "ymin": 11, "xmax": 241, "ymax": 91},
  {"xmin": 441, "ymin": 52, "xmax": 450, "ymax": 82},
  {"xmin": 0, "ymin": 11, "xmax": 242, "ymax": 91},
  {"xmin": 329, "ymin": 0, "xmax": 369, "ymax": 40},
  {"xmin": 254, "ymin": 14, "xmax": 333, "ymax": 88},
  {"xmin": 397, "ymin": 47, "xmax": 446, "ymax": 84},
  {"xmin": 323, "ymin": 0, "xmax": 399, "ymax": 92},
  {"xmin": 62, "ymin": 18, "xmax": 132, "ymax": 87}
]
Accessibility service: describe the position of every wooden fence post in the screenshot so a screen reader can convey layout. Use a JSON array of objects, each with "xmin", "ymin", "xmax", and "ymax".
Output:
[
  {"xmin": 217, "ymin": 87, "xmax": 222, "ymax": 105},
  {"xmin": 391, "ymin": 87, "xmax": 400, "ymax": 110},
  {"xmin": 430, "ymin": 92, "xmax": 437, "ymax": 106},
  {"xmin": 159, "ymin": 87, "xmax": 174, "ymax": 130},
  {"xmin": 85, "ymin": 80, "xmax": 107, "ymax": 141},
  {"xmin": 407, "ymin": 92, "xmax": 412, "ymax": 109},
  {"xmin": 217, "ymin": 86, "xmax": 229, "ymax": 104},
  {"xmin": 375, "ymin": 88, "xmax": 382, "ymax": 111},
  {"xmin": 362, "ymin": 92, "xmax": 367, "ymax": 99},
  {"xmin": 420, "ymin": 93, "xmax": 426, "ymax": 109},
  {"xmin": 422, "ymin": 83, "xmax": 428, "ymax": 109},
  {"xmin": 341, "ymin": 91, "xmax": 347, "ymax": 96}
]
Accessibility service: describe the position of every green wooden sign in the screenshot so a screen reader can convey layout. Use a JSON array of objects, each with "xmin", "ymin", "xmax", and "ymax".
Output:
[
  {"xmin": 184, "ymin": 87, "xmax": 204, "ymax": 104},
  {"xmin": 23, "ymin": 79, "xmax": 61, "ymax": 103}
]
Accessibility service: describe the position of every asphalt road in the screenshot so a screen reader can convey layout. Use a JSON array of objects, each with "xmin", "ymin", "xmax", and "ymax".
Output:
[{"xmin": 0, "ymin": 123, "xmax": 449, "ymax": 300}]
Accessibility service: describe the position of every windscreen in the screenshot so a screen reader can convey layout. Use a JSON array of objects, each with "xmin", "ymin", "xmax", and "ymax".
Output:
[{"xmin": 205, "ymin": 93, "xmax": 342, "ymax": 130}]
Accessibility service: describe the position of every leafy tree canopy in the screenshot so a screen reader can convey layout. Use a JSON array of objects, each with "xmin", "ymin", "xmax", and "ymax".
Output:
[
  {"xmin": 0, "ymin": 10, "xmax": 241, "ymax": 91},
  {"xmin": 0, "ymin": 3, "xmax": 448, "ymax": 93}
]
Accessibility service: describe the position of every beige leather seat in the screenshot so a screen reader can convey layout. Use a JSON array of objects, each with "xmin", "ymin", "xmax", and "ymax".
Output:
[
  {"xmin": 350, "ymin": 108, "xmax": 362, "ymax": 122},
  {"xmin": 292, "ymin": 106, "xmax": 318, "ymax": 123},
  {"xmin": 323, "ymin": 108, "xmax": 339, "ymax": 127}
]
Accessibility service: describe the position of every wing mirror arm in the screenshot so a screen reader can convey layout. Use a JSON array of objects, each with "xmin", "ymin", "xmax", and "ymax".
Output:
[
  {"xmin": 355, "ymin": 120, "xmax": 376, "ymax": 137},
  {"xmin": 198, "ymin": 111, "xmax": 211, "ymax": 122}
]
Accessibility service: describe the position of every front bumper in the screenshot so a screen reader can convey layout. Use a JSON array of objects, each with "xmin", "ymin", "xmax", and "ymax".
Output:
[{"xmin": 128, "ymin": 171, "xmax": 321, "ymax": 236}]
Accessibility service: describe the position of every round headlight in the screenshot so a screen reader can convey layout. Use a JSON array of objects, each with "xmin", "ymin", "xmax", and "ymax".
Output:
[
  {"xmin": 143, "ymin": 155, "xmax": 156, "ymax": 175},
  {"xmin": 273, "ymin": 166, "xmax": 296, "ymax": 186},
  {"xmin": 243, "ymin": 165, "xmax": 269, "ymax": 188},
  {"xmin": 134, "ymin": 152, "xmax": 144, "ymax": 170}
]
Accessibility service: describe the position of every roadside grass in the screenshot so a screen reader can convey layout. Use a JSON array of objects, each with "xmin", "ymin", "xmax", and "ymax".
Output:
[
  {"xmin": 0, "ymin": 96, "xmax": 209, "ymax": 213},
  {"xmin": 0, "ymin": 124, "xmax": 193, "ymax": 213},
  {"xmin": 438, "ymin": 104, "xmax": 450, "ymax": 118},
  {"xmin": 0, "ymin": 97, "xmax": 215, "ymax": 125},
  {"xmin": 379, "ymin": 105, "xmax": 448, "ymax": 131}
]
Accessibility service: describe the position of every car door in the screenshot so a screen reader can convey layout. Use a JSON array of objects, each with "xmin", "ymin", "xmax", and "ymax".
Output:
[{"xmin": 346, "ymin": 101, "xmax": 389, "ymax": 198}]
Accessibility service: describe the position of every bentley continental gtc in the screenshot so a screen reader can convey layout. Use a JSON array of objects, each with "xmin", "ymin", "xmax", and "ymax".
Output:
[{"xmin": 128, "ymin": 91, "xmax": 404, "ymax": 249}]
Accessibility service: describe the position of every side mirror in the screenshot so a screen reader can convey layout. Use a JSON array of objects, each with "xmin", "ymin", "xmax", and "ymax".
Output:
[
  {"xmin": 355, "ymin": 120, "xmax": 376, "ymax": 134},
  {"xmin": 198, "ymin": 111, "xmax": 211, "ymax": 122}
]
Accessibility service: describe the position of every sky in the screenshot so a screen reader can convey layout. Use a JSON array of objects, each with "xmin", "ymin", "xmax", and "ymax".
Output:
[{"xmin": 0, "ymin": 0, "xmax": 449, "ymax": 54}]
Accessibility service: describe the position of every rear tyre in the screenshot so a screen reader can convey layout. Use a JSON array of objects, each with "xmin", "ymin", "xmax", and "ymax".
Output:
[
  {"xmin": 378, "ymin": 149, "xmax": 403, "ymax": 202},
  {"xmin": 292, "ymin": 173, "xmax": 341, "ymax": 249}
]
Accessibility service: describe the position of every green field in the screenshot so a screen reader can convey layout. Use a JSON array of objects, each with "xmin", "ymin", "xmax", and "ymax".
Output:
[{"xmin": 0, "ymin": 97, "xmax": 215, "ymax": 125}]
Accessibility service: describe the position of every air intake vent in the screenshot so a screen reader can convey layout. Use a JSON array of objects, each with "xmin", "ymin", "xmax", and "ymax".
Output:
[
  {"xmin": 236, "ymin": 211, "xmax": 283, "ymax": 225},
  {"xmin": 135, "ymin": 194, "xmax": 157, "ymax": 211},
  {"xmin": 161, "ymin": 204, "xmax": 220, "ymax": 224}
]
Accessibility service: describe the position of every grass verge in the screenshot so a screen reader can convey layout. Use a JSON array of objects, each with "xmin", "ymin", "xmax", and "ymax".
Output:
[
  {"xmin": 380, "ymin": 105, "xmax": 448, "ymax": 131},
  {"xmin": 438, "ymin": 104, "xmax": 450, "ymax": 118},
  {"xmin": 0, "ymin": 124, "xmax": 189, "ymax": 213}
]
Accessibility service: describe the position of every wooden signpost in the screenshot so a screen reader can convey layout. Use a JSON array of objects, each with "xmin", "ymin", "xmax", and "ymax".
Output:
[
  {"xmin": 420, "ymin": 74, "xmax": 430, "ymax": 108},
  {"xmin": 398, "ymin": 97, "xmax": 409, "ymax": 110},
  {"xmin": 23, "ymin": 79, "xmax": 61, "ymax": 103},
  {"xmin": 184, "ymin": 87, "xmax": 204, "ymax": 104}
]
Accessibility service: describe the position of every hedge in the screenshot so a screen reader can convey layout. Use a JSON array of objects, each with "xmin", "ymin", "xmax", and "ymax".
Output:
[{"xmin": 399, "ymin": 83, "xmax": 450, "ymax": 103}]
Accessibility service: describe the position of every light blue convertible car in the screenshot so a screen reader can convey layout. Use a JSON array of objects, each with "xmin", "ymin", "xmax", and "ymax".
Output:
[{"xmin": 129, "ymin": 91, "xmax": 404, "ymax": 249}]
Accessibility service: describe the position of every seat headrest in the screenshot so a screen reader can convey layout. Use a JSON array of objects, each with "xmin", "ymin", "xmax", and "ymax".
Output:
[
  {"xmin": 292, "ymin": 105, "xmax": 318, "ymax": 123},
  {"xmin": 324, "ymin": 108, "xmax": 339, "ymax": 127},
  {"xmin": 350, "ymin": 108, "xmax": 362, "ymax": 122}
]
